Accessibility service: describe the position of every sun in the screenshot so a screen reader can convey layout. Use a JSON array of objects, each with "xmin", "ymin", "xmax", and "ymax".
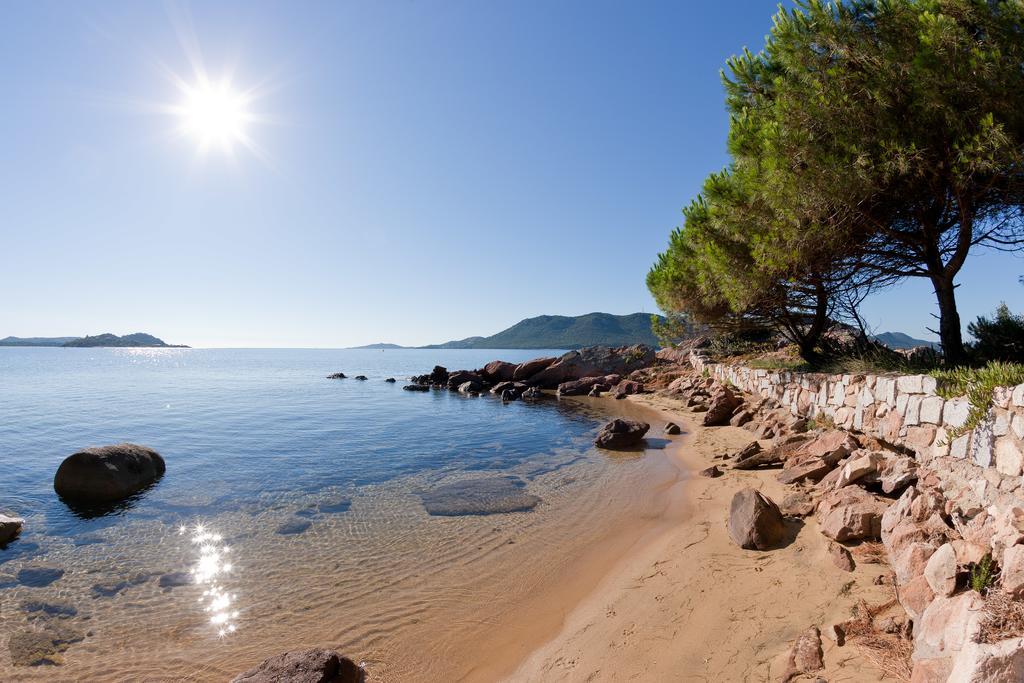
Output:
[{"xmin": 175, "ymin": 78, "xmax": 253, "ymax": 153}]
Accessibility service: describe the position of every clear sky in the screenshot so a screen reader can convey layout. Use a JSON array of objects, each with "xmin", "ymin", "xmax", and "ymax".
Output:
[{"xmin": 2, "ymin": 1, "xmax": 1020, "ymax": 348}]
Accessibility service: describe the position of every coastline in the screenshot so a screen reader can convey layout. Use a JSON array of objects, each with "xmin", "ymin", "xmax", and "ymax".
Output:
[{"xmin": 500, "ymin": 394, "xmax": 898, "ymax": 682}]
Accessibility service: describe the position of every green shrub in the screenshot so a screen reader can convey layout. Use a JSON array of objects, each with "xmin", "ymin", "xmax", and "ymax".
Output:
[
  {"xmin": 968, "ymin": 303, "xmax": 1024, "ymax": 363},
  {"xmin": 970, "ymin": 554, "xmax": 998, "ymax": 594}
]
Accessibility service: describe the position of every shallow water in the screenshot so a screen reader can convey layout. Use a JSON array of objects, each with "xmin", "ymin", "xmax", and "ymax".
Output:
[{"xmin": 0, "ymin": 348, "xmax": 673, "ymax": 680}]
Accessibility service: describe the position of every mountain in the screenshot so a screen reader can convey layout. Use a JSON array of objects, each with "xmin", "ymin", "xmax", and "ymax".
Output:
[
  {"xmin": 0, "ymin": 336, "xmax": 78, "ymax": 347},
  {"xmin": 62, "ymin": 333, "xmax": 188, "ymax": 348},
  {"xmin": 348, "ymin": 342, "xmax": 407, "ymax": 349},
  {"xmin": 422, "ymin": 313, "xmax": 662, "ymax": 350},
  {"xmin": 872, "ymin": 331, "xmax": 938, "ymax": 350}
]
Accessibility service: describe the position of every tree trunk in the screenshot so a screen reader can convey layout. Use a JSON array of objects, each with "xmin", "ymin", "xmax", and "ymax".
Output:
[
  {"xmin": 796, "ymin": 280, "xmax": 830, "ymax": 364},
  {"xmin": 931, "ymin": 274, "xmax": 966, "ymax": 366}
]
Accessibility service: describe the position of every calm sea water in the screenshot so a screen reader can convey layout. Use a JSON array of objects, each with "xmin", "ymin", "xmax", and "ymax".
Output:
[
  {"xmin": 0, "ymin": 347, "xmax": 672, "ymax": 680},
  {"xmin": 0, "ymin": 347, "xmax": 602, "ymax": 540}
]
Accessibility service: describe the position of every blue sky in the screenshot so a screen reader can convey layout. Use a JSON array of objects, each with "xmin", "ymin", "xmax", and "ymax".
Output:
[{"xmin": 2, "ymin": 1, "xmax": 1020, "ymax": 348}]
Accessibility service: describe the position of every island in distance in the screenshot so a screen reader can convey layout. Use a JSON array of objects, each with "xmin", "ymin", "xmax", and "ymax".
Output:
[{"xmin": 0, "ymin": 332, "xmax": 188, "ymax": 348}]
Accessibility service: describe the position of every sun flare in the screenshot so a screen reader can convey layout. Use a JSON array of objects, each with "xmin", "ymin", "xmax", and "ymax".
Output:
[{"xmin": 176, "ymin": 79, "xmax": 252, "ymax": 152}]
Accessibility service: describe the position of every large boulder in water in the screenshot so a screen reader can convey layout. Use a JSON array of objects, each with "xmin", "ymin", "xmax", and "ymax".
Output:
[
  {"xmin": 512, "ymin": 356, "xmax": 558, "ymax": 381},
  {"xmin": 728, "ymin": 488, "xmax": 786, "ymax": 550},
  {"xmin": 54, "ymin": 443, "xmax": 165, "ymax": 504},
  {"xmin": 482, "ymin": 360, "xmax": 517, "ymax": 383},
  {"xmin": 529, "ymin": 345, "xmax": 656, "ymax": 388},
  {"xmin": 231, "ymin": 648, "xmax": 364, "ymax": 683},
  {"xmin": 594, "ymin": 418, "xmax": 649, "ymax": 450}
]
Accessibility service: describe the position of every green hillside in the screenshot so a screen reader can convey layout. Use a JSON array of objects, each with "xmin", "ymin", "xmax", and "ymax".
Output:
[{"xmin": 424, "ymin": 313, "xmax": 661, "ymax": 350}]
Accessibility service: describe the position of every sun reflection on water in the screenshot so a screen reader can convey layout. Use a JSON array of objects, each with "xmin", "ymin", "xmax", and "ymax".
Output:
[{"xmin": 180, "ymin": 523, "xmax": 240, "ymax": 637}]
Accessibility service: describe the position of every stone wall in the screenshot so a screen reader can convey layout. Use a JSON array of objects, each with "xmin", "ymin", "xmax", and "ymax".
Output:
[{"xmin": 688, "ymin": 351, "xmax": 1024, "ymax": 512}]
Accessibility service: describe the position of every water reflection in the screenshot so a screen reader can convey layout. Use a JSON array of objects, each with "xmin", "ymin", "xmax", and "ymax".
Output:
[{"xmin": 180, "ymin": 523, "xmax": 240, "ymax": 637}]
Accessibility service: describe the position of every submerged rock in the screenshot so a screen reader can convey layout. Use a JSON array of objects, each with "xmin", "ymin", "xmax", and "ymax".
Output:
[
  {"xmin": 326, "ymin": 372, "xmax": 346, "ymax": 379},
  {"xmin": 21, "ymin": 600, "xmax": 78, "ymax": 619},
  {"xmin": 318, "ymin": 497, "xmax": 352, "ymax": 514},
  {"xmin": 276, "ymin": 518, "xmax": 312, "ymax": 535},
  {"xmin": 231, "ymin": 648, "xmax": 364, "ymax": 683},
  {"xmin": 157, "ymin": 571, "xmax": 191, "ymax": 589},
  {"xmin": 420, "ymin": 477, "xmax": 541, "ymax": 516},
  {"xmin": 353, "ymin": 375, "xmax": 368, "ymax": 381},
  {"xmin": 17, "ymin": 566, "xmax": 64, "ymax": 588},
  {"xmin": 403, "ymin": 384, "xmax": 430, "ymax": 392},
  {"xmin": 8, "ymin": 623, "xmax": 85, "ymax": 666},
  {"xmin": 384, "ymin": 377, "xmax": 396, "ymax": 383},
  {"xmin": 54, "ymin": 443, "xmax": 165, "ymax": 504},
  {"xmin": 594, "ymin": 419, "xmax": 649, "ymax": 450}
]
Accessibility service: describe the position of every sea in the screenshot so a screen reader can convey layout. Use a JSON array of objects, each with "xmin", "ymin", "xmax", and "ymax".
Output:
[{"xmin": 0, "ymin": 347, "xmax": 677, "ymax": 681}]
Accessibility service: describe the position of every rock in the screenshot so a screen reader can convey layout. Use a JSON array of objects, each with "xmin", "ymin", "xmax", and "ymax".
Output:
[
  {"xmin": 782, "ymin": 627, "xmax": 824, "ymax": 681},
  {"xmin": 594, "ymin": 419, "xmax": 649, "ymax": 450},
  {"xmin": 0, "ymin": 513, "xmax": 24, "ymax": 544},
  {"xmin": 276, "ymin": 518, "xmax": 312, "ymax": 535},
  {"xmin": 587, "ymin": 384, "xmax": 608, "ymax": 397},
  {"xmin": 17, "ymin": 566, "xmax": 64, "ymax": 588},
  {"xmin": 158, "ymin": 571, "xmax": 191, "ymax": 589},
  {"xmin": 823, "ymin": 623, "xmax": 846, "ymax": 647},
  {"xmin": 777, "ymin": 457, "xmax": 835, "ymax": 485},
  {"xmin": 419, "ymin": 477, "xmax": 540, "ymax": 516},
  {"xmin": 230, "ymin": 648, "xmax": 364, "ymax": 683},
  {"xmin": 946, "ymin": 636, "xmax": 1024, "ymax": 683},
  {"xmin": 353, "ymin": 375, "xmax": 367, "ymax": 381},
  {"xmin": 8, "ymin": 623, "xmax": 85, "ymax": 666},
  {"xmin": 924, "ymin": 543, "xmax": 958, "ymax": 597},
  {"xmin": 54, "ymin": 443, "xmax": 166, "ymax": 504},
  {"xmin": 664, "ymin": 422, "xmax": 682, "ymax": 435},
  {"xmin": 801, "ymin": 431, "xmax": 859, "ymax": 461},
  {"xmin": 384, "ymin": 377, "xmax": 396, "ymax": 383},
  {"xmin": 528, "ymin": 345, "xmax": 655, "ymax": 388},
  {"xmin": 729, "ymin": 410, "xmax": 754, "ymax": 427},
  {"xmin": 21, "ymin": 600, "xmax": 78, "ymax": 619},
  {"xmin": 901, "ymin": 574, "xmax": 937, "ymax": 624},
  {"xmin": 457, "ymin": 380, "xmax": 484, "ymax": 394},
  {"xmin": 833, "ymin": 450, "xmax": 884, "ymax": 489},
  {"xmin": 702, "ymin": 386, "xmax": 742, "ymax": 426},
  {"xmin": 817, "ymin": 486, "xmax": 890, "ymax": 542},
  {"xmin": 728, "ymin": 488, "xmax": 787, "ymax": 550},
  {"xmin": 1001, "ymin": 545, "xmax": 1024, "ymax": 597},
  {"xmin": 913, "ymin": 592, "xmax": 985, "ymax": 667},
  {"xmin": 482, "ymin": 360, "xmax": 517, "ymax": 383},
  {"xmin": 700, "ymin": 466, "xmax": 723, "ymax": 478},
  {"xmin": 490, "ymin": 381, "xmax": 527, "ymax": 398},
  {"xmin": 500, "ymin": 389, "xmax": 517, "ymax": 401},
  {"xmin": 427, "ymin": 366, "xmax": 448, "ymax": 385},
  {"xmin": 731, "ymin": 447, "xmax": 785, "ymax": 470},
  {"xmin": 403, "ymin": 384, "xmax": 430, "ymax": 392},
  {"xmin": 878, "ymin": 455, "xmax": 919, "ymax": 494},
  {"xmin": 612, "ymin": 380, "xmax": 644, "ymax": 398},
  {"xmin": 780, "ymin": 491, "xmax": 816, "ymax": 517},
  {"xmin": 326, "ymin": 372, "xmax": 346, "ymax": 379},
  {"xmin": 512, "ymin": 356, "xmax": 558, "ymax": 382},
  {"xmin": 828, "ymin": 541, "xmax": 856, "ymax": 572},
  {"xmin": 446, "ymin": 370, "xmax": 485, "ymax": 390},
  {"xmin": 733, "ymin": 441, "xmax": 763, "ymax": 462},
  {"xmin": 521, "ymin": 386, "xmax": 544, "ymax": 399},
  {"xmin": 557, "ymin": 375, "xmax": 621, "ymax": 397}
]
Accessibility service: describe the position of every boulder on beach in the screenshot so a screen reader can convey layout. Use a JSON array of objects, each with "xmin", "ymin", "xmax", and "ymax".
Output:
[
  {"xmin": 702, "ymin": 386, "xmax": 742, "ymax": 426},
  {"xmin": 419, "ymin": 477, "xmax": 541, "ymax": 516},
  {"xmin": 664, "ymin": 422, "xmax": 682, "ymax": 435},
  {"xmin": 0, "ymin": 513, "xmax": 24, "ymax": 545},
  {"xmin": 231, "ymin": 648, "xmax": 365, "ymax": 683},
  {"xmin": 594, "ymin": 418, "xmax": 649, "ymax": 450},
  {"xmin": 728, "ymin": 488, "xmax": 786, "ymax": 550},
  {"xmin": 54, "ymin": 444, "xmax": 165, "ymax": 504}
]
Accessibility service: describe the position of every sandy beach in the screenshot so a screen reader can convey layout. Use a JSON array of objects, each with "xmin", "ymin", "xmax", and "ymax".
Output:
[{"xmin": 498, "ymin": 394, "xmax": 898, "ymax": 683}]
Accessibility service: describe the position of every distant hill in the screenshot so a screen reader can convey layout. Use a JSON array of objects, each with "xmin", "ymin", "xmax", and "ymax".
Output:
[
  {"xmin": 0, "ymin": 336, "xmax": 79, "ymax": 347},
  {"xmin": 348, "ymin": 342, "xmax": 406, "ymax": 350},
  {"xmin": 422, "ymin": 313, "xmax": 662, "ymax": 350},
  {"xmin": 872, "ymin": 331, "xmax": 938, "ymax": 350},
  {"xmin": 63, "ymin": 333, "xmax": 187, "ymax": 348}
]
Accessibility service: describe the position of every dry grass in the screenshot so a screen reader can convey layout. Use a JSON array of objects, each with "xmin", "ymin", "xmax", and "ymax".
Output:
[
  {"xmin": 844, "ymin": 598, "xmax": 913, "ymax": 683},
  {"xmin": 852, "ymin": 541, "xmax": 889, "ymax": 565},
  {"xmin": 978, "ymin": 589, "xmax": 1024, "ymax": 644}
]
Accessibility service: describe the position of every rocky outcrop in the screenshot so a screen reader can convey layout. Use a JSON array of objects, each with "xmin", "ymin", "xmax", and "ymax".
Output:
[
  {"xmin": 0, "ymin": 513, "xmax": 24, "ymax": 545},
  {"xmin": 482, "ymin": 360, "xmax": 517, "ymax": 383},
  {"xmin": 512, "ymin": 357, "xmax": 557, "ymax": 381},
  {"xmin": 594, "ymin": 419, "xmax": 649, "ymax": 450},
  {"xmin": 231, "ymin": 648, "xmax": 364, "ymax": 683},
  {"xmin": 728, "ymin": 488, "xmax": 786, "ymax": 550},
  {"xmin": 54, "ymin": 444, "xmax": 165, "ymax": 504},
  {"xmin": 527, "ymin": 345, "xmax": 656, "ymax": 388}
]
